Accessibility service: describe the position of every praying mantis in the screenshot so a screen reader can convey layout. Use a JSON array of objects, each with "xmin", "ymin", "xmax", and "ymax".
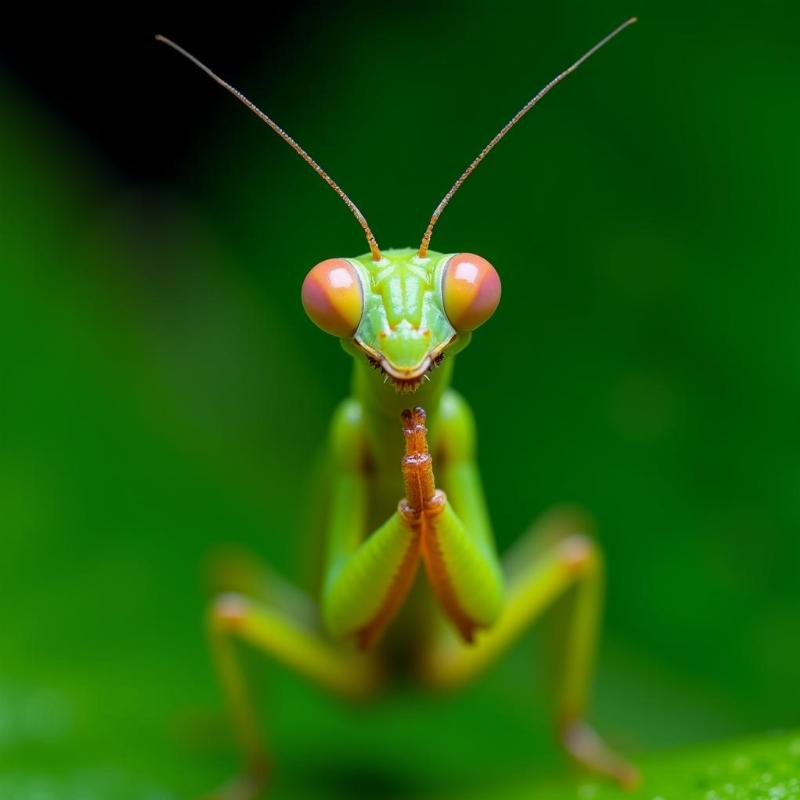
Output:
[{"xmin": 157, "ymin": 17, "xmax": 639, "ymax": 799}]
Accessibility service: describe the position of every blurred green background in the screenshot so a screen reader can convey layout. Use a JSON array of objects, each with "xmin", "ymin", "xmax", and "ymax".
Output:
[{"xmin": 2, "ymin": 2, "xmax": 799, "ymax": 797}]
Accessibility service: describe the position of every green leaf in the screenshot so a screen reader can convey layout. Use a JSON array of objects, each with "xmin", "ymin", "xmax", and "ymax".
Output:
[{"xmin": 482, "ymin": 731, "xmax": 800, "ymax": 800}]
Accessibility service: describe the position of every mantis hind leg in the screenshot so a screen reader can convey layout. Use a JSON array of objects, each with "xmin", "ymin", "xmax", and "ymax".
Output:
[
  {"xmin": 205, "ymin": 554, "xmax": 381, "ymax": 800},
  {"xmin": 418, "ymin": 507, "xmax": 639, "ymax": 788}
]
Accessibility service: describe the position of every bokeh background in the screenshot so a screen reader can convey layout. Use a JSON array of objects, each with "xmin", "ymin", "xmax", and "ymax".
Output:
[{"xmin": 2, "ymin": 2, "xmax": 799, "ymax": 798}]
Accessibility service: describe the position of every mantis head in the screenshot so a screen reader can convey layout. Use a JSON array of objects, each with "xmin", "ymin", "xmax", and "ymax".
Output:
[
  {"xmin": 301, "ymin": 249, "xmax": 501, "ymax": 391},
  {"xmin": 156, "ymin": 20, "xmax": 636, "ymax": 391}
]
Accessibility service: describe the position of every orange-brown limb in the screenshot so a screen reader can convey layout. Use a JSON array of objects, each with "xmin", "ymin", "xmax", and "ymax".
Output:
[
  {"xmin": 401, "ymin": 406, "xmax": 437, "ymax": 511},
  {"xmin": 400, "ymin": 406, "xmax": 477, "ymax": 641},
  {"xmin": 354, "ymin": 407, "xmax": 444, "ymax": 649}
]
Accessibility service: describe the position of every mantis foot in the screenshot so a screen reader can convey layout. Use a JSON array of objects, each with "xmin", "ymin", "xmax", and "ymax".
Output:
[
  {"xmin": 202, "ymin": 764, "xmax": 268, "ymax": 800},
  {"xmin": 561, "ymin": 720, "xmax": 640, "ymax": 789}
]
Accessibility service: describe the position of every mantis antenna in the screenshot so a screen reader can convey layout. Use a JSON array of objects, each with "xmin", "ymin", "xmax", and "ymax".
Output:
[
  {"xmin": 155, "ymin": 35, "xmax": 383, "ymax": 261},
  {"xmin": 417, "ymin": 17, "xmax": 637, "ymax": 258}
]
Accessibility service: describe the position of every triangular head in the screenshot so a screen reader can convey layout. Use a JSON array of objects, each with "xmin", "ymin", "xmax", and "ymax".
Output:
[{"xmin": 301, "ymin": 248, "xmax": 501, "ymax": 392}]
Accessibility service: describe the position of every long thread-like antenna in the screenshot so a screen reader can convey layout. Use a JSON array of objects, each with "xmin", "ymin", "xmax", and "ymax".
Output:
[
  {"xmin": 418, "ymin": 17, "xmax": 637, "ymax": 258},
  {"xmin": 155, "ymin": 35, "xmax": 382, "ymax": 261}
]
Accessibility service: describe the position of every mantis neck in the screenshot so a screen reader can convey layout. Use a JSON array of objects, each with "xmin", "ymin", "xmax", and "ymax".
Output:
[{"xmin": 351, "ymin": 356, "xmax": 454, "ymax": 476}]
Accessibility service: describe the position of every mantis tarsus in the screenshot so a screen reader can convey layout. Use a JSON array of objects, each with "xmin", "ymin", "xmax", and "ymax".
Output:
[{"xmin": 157, "ymin": 17, "xmax": 639, "ymax": 798}]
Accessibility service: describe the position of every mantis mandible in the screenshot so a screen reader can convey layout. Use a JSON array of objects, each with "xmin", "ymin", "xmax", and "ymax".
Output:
[{"xmin": 157, "ymin": 18, "xmax": 639, "ymax": 798}]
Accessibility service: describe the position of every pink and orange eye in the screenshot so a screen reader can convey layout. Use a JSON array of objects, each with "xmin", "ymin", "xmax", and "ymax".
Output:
[
  {"xmin": 441, "ymin": 253, "xmax": 501, "ymax": 332},
  {"xmin": 302, "ymin": 258, "xmax": 364, "ymax": 337}
]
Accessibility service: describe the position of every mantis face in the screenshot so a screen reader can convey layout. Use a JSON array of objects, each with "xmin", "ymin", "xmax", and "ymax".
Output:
[{"xmin": 301, "ymin": 248, "xmax": 501, "ymax": 391}]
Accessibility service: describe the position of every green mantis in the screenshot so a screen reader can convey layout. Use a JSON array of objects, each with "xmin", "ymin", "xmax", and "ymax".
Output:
[{"xmin": 157, "ymin": 17, "xmax": 638, "ymax": 798}]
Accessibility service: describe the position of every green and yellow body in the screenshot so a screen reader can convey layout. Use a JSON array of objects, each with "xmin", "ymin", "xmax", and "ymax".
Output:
[{"xmin": 207, "ymin": 247, "xmax": 638, "ymax": 797}]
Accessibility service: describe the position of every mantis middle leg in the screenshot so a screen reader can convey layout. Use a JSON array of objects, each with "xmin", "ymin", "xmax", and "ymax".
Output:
[
  {"xmin": 205, "ymin": 569, "xmax": 381, "ymax": 800},
  {"xmin": 419, "ymin": 392, "xmax": 639, "ymax": 788}
]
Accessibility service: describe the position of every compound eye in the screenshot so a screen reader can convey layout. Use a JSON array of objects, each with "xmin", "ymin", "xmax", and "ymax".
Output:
[
  {"xmin": 442, "ymin": 253, "xmax": 501, "ymax": 332},
  {"xmin": 301, "ymin": 258, "xmax": 363, "ymax": 337}
]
